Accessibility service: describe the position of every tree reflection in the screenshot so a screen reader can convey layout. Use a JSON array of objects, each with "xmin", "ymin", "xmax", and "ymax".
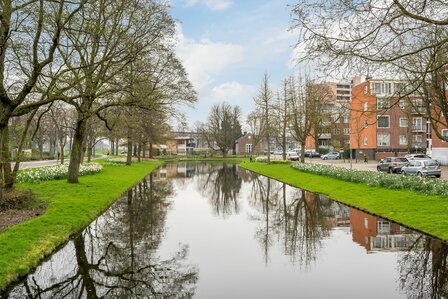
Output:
[
  {"xmin": 196, "ymin": 163, "xmax": 242, "ymax": 217},
  {"xmin": 7, "ymin": 175, "xmax": 198, "ymax": 299},
  {"xmin": 249, "ymin": 177, "xmax": 340, "ymax": 268},
  {"xmin": 398, "ymin": 236, "xmax": 448, "ymax": 299}
]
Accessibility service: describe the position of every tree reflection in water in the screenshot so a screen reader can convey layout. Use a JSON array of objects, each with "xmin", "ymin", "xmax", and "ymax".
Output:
[
  {"xmin": 195, "ymin": 163, "xmax": 242, "ymax": 217},
  {"xmin": 398, "ymin": 236, "xmax": 448, "ymax": 299},
  {"xmin": 6, "ymin": 174, "xmax": 198, "ymax": 299},
  {"xmin": 248, "ymin": 174, "xmax": 347, "ymax": 268}
]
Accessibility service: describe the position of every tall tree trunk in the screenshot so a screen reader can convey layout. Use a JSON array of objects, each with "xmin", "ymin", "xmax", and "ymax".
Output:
[
  {"xmin": 110, "ymin": 139, "xmax": 114, "ymax": 155},
  {"xmin": 13, "ymin": 109, "xmax": 37, "ymax": 179},
  {"xmin": 142, "ymin": 142, "xmax": 146, "ymax": 158},
  {"xmin": 300, "ymin": 141, "xmax": 306, "ymax": 163},
  {"xmin": 314, "ymin": 130, "xmax": 319, "ymax": 152},
  {"xmin": 149, "ymin": 143, "xmax": 153, "ymax": 158},
  {"xmin": 1, "ymin": 126, "xmax": 13, "ymax": 190},
  {"xmin": 68, "ymin": 119, "xmax": 87, "ymax": 183},
  {"xmin": 137, "ymin": 142, "xmax": 141, "ymax": 162},
  {"xmin": 126, "ymin": 127, "xmax": 132, "ymax": 166},
  {"xmin": 266, "ymin": 135, "xmax": 271, "ymax": 164},
  {"xmin": 87, "ymin": 136, "xmax": 93, "ymax": 162},
  {"xmin": 115, "ymin": 138, "xmax": 119, "ymax": 155}
]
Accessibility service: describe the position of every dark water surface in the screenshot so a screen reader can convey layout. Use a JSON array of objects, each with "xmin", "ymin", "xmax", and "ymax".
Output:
[{"xmin": 3, "ymin": 162, "xmax": 448, "ymax": 298}]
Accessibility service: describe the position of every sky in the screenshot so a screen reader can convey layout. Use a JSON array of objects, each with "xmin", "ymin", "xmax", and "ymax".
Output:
[{"xmin": 170, "ymin": 0, "xmax": 299, "ymax": 129}]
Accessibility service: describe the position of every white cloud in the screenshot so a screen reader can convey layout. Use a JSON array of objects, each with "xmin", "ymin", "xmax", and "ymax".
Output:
[
  {"xmin": 204, "ymin": 0, "xmax": 232, "ymax": 11},
  {"xmin": 183, "ymin": 0, "xmax": 232, "ymax": 11},
  {"xmin": 211, "ymin": 81, "xmax": 256, "ymax": 104},
  {"xmin": 175, "ymin": 25, "xmax": 244, "ymax": 91}
]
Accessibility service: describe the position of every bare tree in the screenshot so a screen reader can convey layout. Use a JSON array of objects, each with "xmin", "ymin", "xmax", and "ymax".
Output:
[
  {"xmin": 204, "ymin": 102, "xmax": 242, "ymax": 157},
  {"xmin": 288, "ymin": 76, "xmax": 313, "ymax": 162},
  {"xmin": 0, "ymin": 0, "xmax": 84, "ymax": 199},
  {"xmin": 254, "ymin": 72, "xmax": 274, "ymax": 163}
]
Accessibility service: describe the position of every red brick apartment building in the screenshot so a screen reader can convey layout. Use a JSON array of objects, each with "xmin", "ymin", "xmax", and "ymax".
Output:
[{"xmin": 350, "ymin": 79, "xmax": 430, "ymax": 161}]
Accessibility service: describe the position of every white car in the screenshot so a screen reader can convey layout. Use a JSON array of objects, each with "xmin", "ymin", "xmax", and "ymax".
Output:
[{"xmin": 287, "ymin": 150, "xmax": 300, "ymax": 161}]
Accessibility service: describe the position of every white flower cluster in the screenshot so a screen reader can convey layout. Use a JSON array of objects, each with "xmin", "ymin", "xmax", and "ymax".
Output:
[
  {"xmin": 17, "ymin": 162, "xmax": 103, "ymax": 183},
  {"xmin": 255, "ymin": 156, "xmax": 267, "ymax": 162},
  {"xmin": 291, "ymin": 163, "xmax": 448, "ymax": 196},
  {"xmin": 105, "ymin": 157, "xmax": 127, "ymax": 164}
]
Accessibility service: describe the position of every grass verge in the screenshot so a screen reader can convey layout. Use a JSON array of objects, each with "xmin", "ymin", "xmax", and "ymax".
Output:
[
  {"xmin": 0, "ymin": 160, "xmax": 162, "ymax": 291},
  {"xmin": 240, "ymin": 161, "xmax": 448, "ymax": 242}
]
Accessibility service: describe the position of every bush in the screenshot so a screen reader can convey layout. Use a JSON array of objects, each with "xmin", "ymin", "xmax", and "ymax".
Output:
[
  {"xmin": 17, "ymin": 163, "xmax": 103, "ymax": 183},
  {"xmin": 291, "ymin": 163, "xmax": 448, "ymax": 196}
]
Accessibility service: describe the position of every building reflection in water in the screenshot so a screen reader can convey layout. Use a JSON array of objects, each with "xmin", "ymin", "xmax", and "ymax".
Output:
[{"xmin": 4, "ymin": 162, "xmax": 447, "ymax": 299}]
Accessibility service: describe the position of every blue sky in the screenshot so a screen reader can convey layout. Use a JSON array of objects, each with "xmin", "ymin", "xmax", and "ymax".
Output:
[{"xmin": 170, "ymin": 0, "xmax": 299, "ymax": 128}]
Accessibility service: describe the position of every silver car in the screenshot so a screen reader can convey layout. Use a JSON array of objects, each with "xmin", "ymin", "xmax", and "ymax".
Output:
[{"xmin": 401, "ymin": 159, "xmax": 441, "ymax": 178}]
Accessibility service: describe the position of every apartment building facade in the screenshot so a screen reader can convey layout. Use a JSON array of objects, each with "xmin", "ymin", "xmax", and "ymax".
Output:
[
  {"xmin": 350, "ymin": 79, "xmax": 430, "ymax": 161},
  {"xmin": 305, "ymin": 78, "xmax": 358, "ymax": 151}
]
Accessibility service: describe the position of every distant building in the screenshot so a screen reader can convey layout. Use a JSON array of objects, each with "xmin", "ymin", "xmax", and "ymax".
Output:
[
  {"xmin": 350, "ymin": 78, "xmax": 430, "ymax": 161},
  {"xmin": 234, "ymin": 133, "xmax": 262, "ymax": 155},
  {"xmin": 305, "ymin": 78, "xmax": 356, "ymax": 151}
]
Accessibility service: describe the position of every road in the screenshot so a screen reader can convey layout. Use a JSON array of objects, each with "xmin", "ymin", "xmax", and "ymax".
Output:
[{"xmin": 13, "ymin": 160, "xmax": 60, "ymax": 170}]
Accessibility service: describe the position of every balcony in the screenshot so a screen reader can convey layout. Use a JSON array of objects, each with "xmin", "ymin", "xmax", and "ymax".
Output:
[
  {"xmin": 319, "ymin": 133, "xmax": 332, "ymax": 139},
  {"xmin": 411, "ymin": 107, "xmax": 426, "ymax": 115},
  {"xmin": 411, "ymin": 125, "xmax": 425, "ymax": 132}
]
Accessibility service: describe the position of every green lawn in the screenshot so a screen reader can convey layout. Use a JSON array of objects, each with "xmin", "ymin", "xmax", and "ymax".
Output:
[
  {"xmin": 240, "ymin": 161, "xmax": 448, "ymax": 242},
  {"xmin": 0, "ymin": 160, "xmax": 162, "ymax": 290}
]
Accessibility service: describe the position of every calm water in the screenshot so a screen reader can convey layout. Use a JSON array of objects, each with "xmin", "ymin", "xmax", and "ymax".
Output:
[{"xmin": 3, "ymin": 162, "xmax": 448, "ymax": 299}]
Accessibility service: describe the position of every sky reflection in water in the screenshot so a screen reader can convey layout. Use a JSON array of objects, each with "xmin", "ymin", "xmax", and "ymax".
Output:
[{"xmin": 4, "ymin": 162, "xmax": 448, "ymax": 299}]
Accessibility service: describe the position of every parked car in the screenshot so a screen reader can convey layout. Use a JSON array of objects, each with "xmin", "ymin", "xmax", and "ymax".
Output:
[
  {"xmin": 321, "ymin": 152, "xmax": 340, "ymax": 160},
  {"xmin": 377, "ymin": 157, "xmax": 409, "ymax": 173},
  {"xmin": 404, "ymin": 153, "xmax": 431, "ymax": 160},
  {"xmin": 401, "ymin": 159, "xmax": 441, "ymax": 178},
  {"xmin": 287, "ymin": 150, "xmax": 300, "ymax": 161},
  {"xmin": 304, "ymin": 150, "xmax": 321, "ymax": 158}
]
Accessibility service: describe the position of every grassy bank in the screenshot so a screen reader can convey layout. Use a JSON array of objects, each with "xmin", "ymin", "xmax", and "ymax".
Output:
[
  {"xmin": 240, "ymin": 161, "xmax": 448, "ymax": 242},
  {"xmin": 0, "ymin": 160, "xmax": 162, "ymax": 290}
]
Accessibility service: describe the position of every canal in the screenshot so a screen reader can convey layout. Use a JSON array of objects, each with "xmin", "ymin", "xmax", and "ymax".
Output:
[{"xmin": 3, "ymin": 162, "xmax": 448, "ymax": 298}]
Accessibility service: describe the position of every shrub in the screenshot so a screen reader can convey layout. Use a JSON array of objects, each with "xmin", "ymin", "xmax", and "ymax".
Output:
[
  {"xmin": 291, "ymin": 163, "xmax": 448, "ymax": 196},
  {"xmin": 17, "ymin": 163, "xmax": 103, "ymax": 183}
]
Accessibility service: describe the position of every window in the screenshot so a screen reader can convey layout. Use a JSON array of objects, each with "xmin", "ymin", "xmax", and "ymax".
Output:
[
  {"xmin": 414, "ymin": 135, "xmax": 423, "ymax": 146},
  {"xmin": 364, "ymin": 218, "xmax": 368, "ymax": 229},
  {"xmin": 399, "ymin": 99, "xmax": 408, "ymax": 109},
  {"xmin": 399, "ymin": 118, "xmax": 408, "ymax": 127},
  {"xmin": 442, "ymin": 129, "xmax": 448, "ymax": 139},
  {"xmin": 245, "ymin": 144, "xmax": 252, "ymax": 153},
  {"xmin": 377, "ymin": 221, "xmax": 391, "ymax": 234},
  {"xmin": 364, "ymin": 102, "xmax": 368, "ymax": 111},
  {"xmin": 333, "ymin": 128, "xmax": 340, "ymax": 135},
  {"xmin": 364, "ymin": 120, "xmax": 368, "ymax": 128},
  {"xmin": 382, "ymin": 83, "xmax": 392, "ymax": 95},
  {"xmin": 412, "ymin": 117, "xmax": 423, "ymax": 131},
  {"xmin": 377, "ymin": 98, "xmax": 389, "ymax": 110},
  {"xmin": 363, "ymin": 86, "xmax": 368, "ymax": 94},
  {"xmin": 377, "ymin": 133, "xmax": 390, "ymax": 146},
  {"xmin": 343, "ymin": 115, "xmax": 349, "ymax": 123},
  {"xmin": 399, "ymin": 135, "xmax": 408, "ymax": 145},
  {"xmin": 371, "ymin": 82, "xmax": 381, "ymax": 94},
  {"xmin": 377, "ymin": 116, "xmax": 390, "ymax": 128},
  {"xmin": 344, "ymin": 128, "xmax": 350, "ymax": 135},
  {"xmin": 364, "ymin": 136, "xmax": 368, "ymax": 146}
]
